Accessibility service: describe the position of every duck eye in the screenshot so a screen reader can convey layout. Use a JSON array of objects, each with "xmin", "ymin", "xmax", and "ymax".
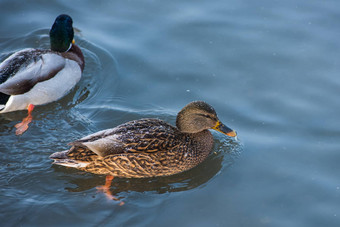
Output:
[{"xmin": 196, "ymin": 113, "xmax": 212, "ymax": 119}]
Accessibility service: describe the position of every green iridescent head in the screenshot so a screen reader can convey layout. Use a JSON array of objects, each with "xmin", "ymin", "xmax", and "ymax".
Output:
[{"xmin": 49, "ymin": 14, "xmax": 74, "ymax": 52}]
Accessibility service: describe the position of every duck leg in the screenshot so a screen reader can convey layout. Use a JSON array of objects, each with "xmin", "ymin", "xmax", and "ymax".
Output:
[
  {"xmin": 96, "ymin": 175, "xmax": 124, "ymax": 205},
  {"xmin": 15, "ymin": 104, "xmax": 35, "ymax": 135}
]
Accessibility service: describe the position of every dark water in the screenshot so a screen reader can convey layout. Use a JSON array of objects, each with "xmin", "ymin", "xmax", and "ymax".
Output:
[{"xmin": 1, "ymin": 0, "xmax": 340, "ymax": 226}]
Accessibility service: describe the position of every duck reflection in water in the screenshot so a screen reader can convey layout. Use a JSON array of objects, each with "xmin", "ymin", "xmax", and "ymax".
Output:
[{"xmin": 53, "ymin": 139, "xmax": 240, "ymax": 205}]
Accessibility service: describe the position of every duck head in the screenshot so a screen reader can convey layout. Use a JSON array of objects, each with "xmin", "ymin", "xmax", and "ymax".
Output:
[
  {"xmin": 49, "ymin": 14, "xmax": 74, "ymax": 52},
  {"xmin": 176, "ymin": 101, "xmax": 237, "ymax": 137}
]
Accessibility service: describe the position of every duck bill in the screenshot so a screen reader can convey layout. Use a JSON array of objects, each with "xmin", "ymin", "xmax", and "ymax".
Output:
[{"xmin": 212, "ymin": 121, "xmax": 237, "ymax": 137}]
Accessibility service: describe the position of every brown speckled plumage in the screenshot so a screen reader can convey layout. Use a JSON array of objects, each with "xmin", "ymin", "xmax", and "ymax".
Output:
[{"xmin": 50, "ymin": 101, "xmax": 237, "ymax": 178}]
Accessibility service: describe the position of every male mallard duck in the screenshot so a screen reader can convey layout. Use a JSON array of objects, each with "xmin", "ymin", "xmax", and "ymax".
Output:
[
  {"xmin": 50, "ymin": 101, "xmax": 237, "ymax": 178},
  {"xmin": 0, "ymin": 14, "xmax": 84, "ymax": 135}
]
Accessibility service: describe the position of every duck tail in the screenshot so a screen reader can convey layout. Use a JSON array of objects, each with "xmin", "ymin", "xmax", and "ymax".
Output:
[
  {"xmin": 49, "ymin": 150, "xmax": 68, "ymax": 159},
  {"xmin": 50, "ymin": 148, "xmax": 92, "ymax": 168},
  {"xmin": 51, "ymin": 158, "xmax": 89, "ymax": 168},
  {"xmin": 0, "ymin": 92, "xmax": 10, "ymax": 111}
]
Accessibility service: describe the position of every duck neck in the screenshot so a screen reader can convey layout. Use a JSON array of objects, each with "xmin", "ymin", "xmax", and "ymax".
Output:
[
  {"xmin": 60, "ymin": 44, "xmax": 85, "ymax": 71},
  {"xmin": 187, "ymin": 129, "xmax": 214, "ymax": 159}
]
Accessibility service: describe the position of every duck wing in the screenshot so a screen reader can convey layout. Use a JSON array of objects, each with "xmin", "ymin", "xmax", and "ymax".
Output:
[
  {"xmin": 0, "ymin": 48, "xmax": 65, "ymax": 95},
  {"xmin": 69, "ymin": 119, "xmax": 181, "ymax": 157}
]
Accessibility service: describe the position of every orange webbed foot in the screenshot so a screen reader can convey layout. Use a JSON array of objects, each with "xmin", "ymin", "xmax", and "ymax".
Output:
[
  {"xmin": 15, "ymin": 104, "xmax": 35, "ymax": 135},
  {"xmin": 96, "ymin": 175, "xmax": 124, "ymax": 206}
]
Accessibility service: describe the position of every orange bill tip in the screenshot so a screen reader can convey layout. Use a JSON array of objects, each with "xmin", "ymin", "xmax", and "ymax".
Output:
[
  {"xmin": 212, "ymin": 121, "xmax": 237, "ymax": 137},
  {"xmin": 226, "ymin": 130, "xmax": 237, "ymax": 137}
]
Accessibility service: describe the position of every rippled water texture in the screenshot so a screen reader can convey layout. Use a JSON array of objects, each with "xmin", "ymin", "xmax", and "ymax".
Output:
[{"xmin": 1, "ymin": 0, "xmax": 340, "ymax": 226}]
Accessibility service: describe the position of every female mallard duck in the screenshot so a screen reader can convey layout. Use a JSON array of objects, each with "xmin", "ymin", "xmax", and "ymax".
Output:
[
  {"xmin": 0, "ymin": 14, "xmax": 84, "ymax": 135},
  {"xmin": 50, "ymin": 101, "xmax": 237, "ymax": 178}
]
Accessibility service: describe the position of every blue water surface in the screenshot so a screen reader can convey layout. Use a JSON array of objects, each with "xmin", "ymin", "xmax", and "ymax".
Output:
[{"xmin": 0, "ymin": 0, "xmax": 340, "ymax": 226}]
